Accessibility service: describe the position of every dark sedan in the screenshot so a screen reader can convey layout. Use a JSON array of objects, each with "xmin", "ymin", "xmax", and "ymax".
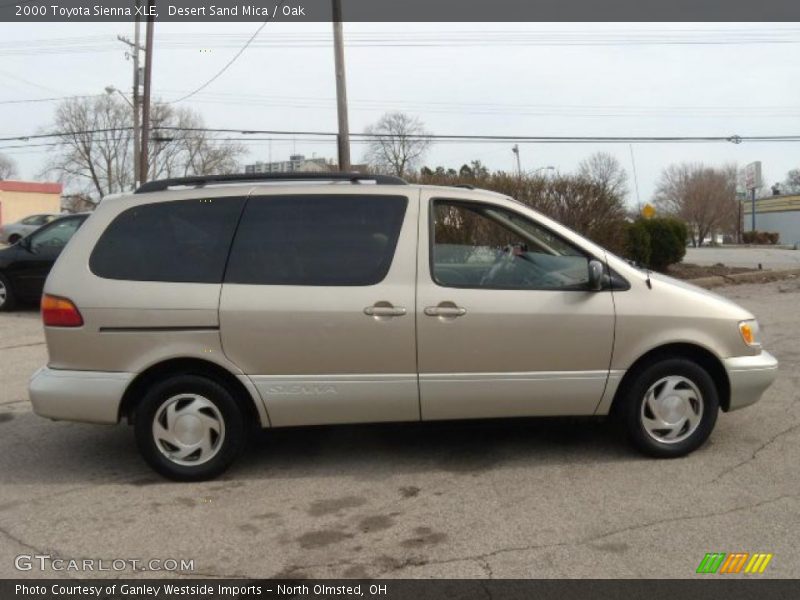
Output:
[{"xmin": 0, "ymin": 213, "xmax": 89, "ymax": 311}]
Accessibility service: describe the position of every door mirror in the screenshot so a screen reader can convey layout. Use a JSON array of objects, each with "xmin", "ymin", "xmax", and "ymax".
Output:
[{"xmin": 588, "ymin": 259, "xmax": 605, "ymax": 291}]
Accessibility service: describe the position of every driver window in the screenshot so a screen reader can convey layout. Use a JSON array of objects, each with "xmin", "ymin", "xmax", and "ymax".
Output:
[
  {"xmin": 431, "ymin": 200, "xmax": 590, "ymax": 290},
  {"xmin": 29, "ymin": 219, "xmax": 81, "ymax": 253}
]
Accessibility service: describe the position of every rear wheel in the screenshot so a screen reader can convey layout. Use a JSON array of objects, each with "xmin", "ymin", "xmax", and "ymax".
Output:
[
  {"xmin": 0, "ymin": 273, "xmax": 16, "ymax": 312},
  {"xmin": 621, "ymin": 358, "xmax": 719, "ymax": 458},
  {"xmin": 134, "ymin": 375, "xmax": 248, "ymax": 481}
]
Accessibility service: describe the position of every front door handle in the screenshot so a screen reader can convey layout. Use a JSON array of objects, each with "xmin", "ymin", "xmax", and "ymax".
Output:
[
  {"xmin": 424, "ymin": 305, "xmax": 467, "ymax": 317},
  {"xmin": 364, "ymin": 304, "xmax": 407, "ymax": 317}
]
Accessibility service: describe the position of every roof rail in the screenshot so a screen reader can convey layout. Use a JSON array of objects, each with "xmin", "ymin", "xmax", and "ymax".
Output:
[{"xmin": 135, "ymin": 171, "xmax": 407, "ymax": 194}]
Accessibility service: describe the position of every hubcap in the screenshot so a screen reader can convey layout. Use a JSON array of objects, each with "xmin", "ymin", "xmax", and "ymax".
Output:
[
  {"xmin": 0, "ymin": 280, "xmax": 6, "ymax": 307},
  {"xmin": 640, "ymin": 375, "xmax": 704, "ymax": 444},
  {"xmin": 152, "ymin": 394, "xmax": 225, "ymax": 466}
]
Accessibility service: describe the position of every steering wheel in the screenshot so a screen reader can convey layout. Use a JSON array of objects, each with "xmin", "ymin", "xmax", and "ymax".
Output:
[{"xmin": 479, "ymin": 246, "xmax": 516, "ymax": 286}]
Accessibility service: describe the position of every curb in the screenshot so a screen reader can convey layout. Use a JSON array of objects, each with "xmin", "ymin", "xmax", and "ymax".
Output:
[{"xmin": 689, "ymin": 268, "xmax": 800, "ymax": 289}]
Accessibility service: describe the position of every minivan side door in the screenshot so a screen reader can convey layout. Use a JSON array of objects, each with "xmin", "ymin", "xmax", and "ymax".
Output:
[
  {"xmin": 416, "ymin": 193, "xmax": 616, "ymax": 420},
  {"xmin": 219, "ymin": 189, "xmax": 420, "ymax": 427}
]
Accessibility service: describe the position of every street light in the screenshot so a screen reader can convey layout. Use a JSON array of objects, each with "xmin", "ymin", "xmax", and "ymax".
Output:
[
  {"xmin": 105, "ymin": 85, "xmax": 139, "ymax": 189},
  {"xmin": 105, "ymin": 85, "xmax": 133, "ymax": 108}
]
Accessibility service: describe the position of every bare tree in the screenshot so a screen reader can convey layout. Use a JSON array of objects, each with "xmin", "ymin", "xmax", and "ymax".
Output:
[
  {"xmin": 577, "ymin": 151, "xmax": 628, "ymax": 199},
  {"xmin": 44, "ymin": 96, "xmax": 246, "ymax": 200},
  {"xmin": 654, "ymin": 163, "xmax": 738, "ymax": 247},
  {"xmin": 0, "ymin": 153, "xmax": 18, "ymax": 179},
  {"xmin": 363, "ymin": 112, "xmax": 431, "ymax": 176}
]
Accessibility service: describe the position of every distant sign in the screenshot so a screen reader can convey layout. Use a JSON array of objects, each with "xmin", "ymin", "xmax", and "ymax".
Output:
[
  {"xmin": 745, "ymin": 161, "xmax": 762, "ymax": 190},
  {"xmin": 642, "ymin": 203, "xmax": 656, "ymax": 219}
]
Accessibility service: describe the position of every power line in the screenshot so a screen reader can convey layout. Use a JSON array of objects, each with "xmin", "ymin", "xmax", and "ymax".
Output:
[
  {"xmin": 4, "ymin": 127, "xmax": 800, "ymax": 145},
  {"xmin": 167, "ymin": 19, "xmax": 271, "ymax": 104}
]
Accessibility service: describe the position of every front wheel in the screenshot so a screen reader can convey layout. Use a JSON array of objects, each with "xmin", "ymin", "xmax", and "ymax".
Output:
[
  {"xmin": 134, "ymin": 375, "xmax": 248, "ymax": 481},
  {"xmin": 621, "ymin": 358, "xmax": 719, "ymax": 458}
]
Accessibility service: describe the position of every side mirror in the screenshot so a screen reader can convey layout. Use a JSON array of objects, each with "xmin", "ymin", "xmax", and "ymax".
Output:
[{"xmin": 588, "ymin": 259, "xmax": 605, "ymax": 291}]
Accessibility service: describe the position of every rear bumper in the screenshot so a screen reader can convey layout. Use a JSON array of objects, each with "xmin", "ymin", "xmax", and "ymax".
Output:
[
  {"xmin": 29, "ymin": 367, "xmax": 133, "ymax": 424},
  {"xmin": 723, "ymin": 351, "xmax": 778, "ymax": 411}
]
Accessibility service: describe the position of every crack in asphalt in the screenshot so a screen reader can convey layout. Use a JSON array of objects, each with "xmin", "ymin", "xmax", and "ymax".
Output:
[
  {"xmin": 0, "ymin": 521, "xmax": 47, "ymax": 555},
  {"xmin": 708, "ymin": 421, "xmax": 800, "ymax": 485},
  {"xmin": 0, "ymin": 342, "xmax": 45, "ymax": 351}
]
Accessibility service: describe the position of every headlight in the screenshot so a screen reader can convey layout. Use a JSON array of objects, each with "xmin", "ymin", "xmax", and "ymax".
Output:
[{"xmin": 739, "ymin": 319, "xmax": 761, "ymax": 347}]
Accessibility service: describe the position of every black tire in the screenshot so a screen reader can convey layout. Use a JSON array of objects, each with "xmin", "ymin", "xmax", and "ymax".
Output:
[
  {"xmin": 7, "ymin": 234, "xmax": 21, "ymax": 245},
  {"xmin": 0, "ymin": 272, "xmax": 17, "ymax": 312},
  {"xmin": 134, "ymin": 375, "xmax": 248, "ymax": 481},
  {"xmin": 620, "ymin": 358, "xmax": 719, "ymax": 458}
]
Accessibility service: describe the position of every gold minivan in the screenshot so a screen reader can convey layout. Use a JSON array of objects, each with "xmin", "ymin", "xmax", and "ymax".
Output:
[{"xmin": 29, "ymin": 173, "xmax": 778, "ymax": 480}]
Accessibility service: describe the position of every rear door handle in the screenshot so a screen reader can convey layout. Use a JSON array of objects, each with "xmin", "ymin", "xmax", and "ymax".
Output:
[
  {"xmin": 424, "ymin": 306, "xmax": 467, "ymax": 317},
  {"xmin": 364, "ymin": 305, "xmax": 407, "ymax": 317}
]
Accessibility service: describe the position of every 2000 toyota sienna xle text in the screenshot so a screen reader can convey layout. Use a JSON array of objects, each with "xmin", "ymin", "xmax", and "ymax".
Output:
[{"xmin": 29, "ymin": 172, "xmax": 778, "ymax": 481}]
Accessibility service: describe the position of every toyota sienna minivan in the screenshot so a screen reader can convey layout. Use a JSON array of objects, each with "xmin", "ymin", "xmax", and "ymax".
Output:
[{"xmin": 29, "ymin": 172, "xmax": 778, "ymax": 480}]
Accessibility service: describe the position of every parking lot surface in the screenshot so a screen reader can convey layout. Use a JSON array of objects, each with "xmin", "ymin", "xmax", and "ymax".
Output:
[
  {"xmin": 686, "ymin": 246, "xmax": 800, "ymax": 270},
  {"xmin": 1, "ymin": 280, "xmax": 799, "ymax": 579}
]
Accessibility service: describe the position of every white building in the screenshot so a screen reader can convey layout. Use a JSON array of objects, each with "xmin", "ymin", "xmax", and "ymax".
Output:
[{"xmin": 244, "ymin": 154, "xmax": 333, "ymax": 175}]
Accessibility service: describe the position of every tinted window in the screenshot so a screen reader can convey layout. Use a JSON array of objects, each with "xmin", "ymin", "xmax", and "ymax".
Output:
[
  {"xmin": 29, "ymin": 217, "xmax": 84, "ymax": 253},
  {"xmin": 432, "ymin": 200, "xmax": 590, "ymax": 290},
  {"xmin": 90, "ymin": 198, "xmax": 245, "ymax": 283},
  {"xmin": 225, "ymin": 195, "xmax": 408, "ymax": 286}
]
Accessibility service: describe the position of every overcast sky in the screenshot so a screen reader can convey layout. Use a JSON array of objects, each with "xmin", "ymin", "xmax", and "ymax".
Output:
[{"xmin": 1, "ymin": 22, "xmax": 799, "ymax": 204}]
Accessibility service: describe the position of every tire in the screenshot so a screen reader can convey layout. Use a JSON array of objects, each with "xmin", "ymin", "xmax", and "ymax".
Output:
[
  {"xmin": 7, "ymin": 234, "xmax": 21, "ymax": 245},
  {"xmin": 0, "ymin": 272, "xmax": 17, "ymax": 312},
  {"xmin": 134, "ymin": 375, "xmax": 248, "ymax": 481},
  {"xmin": 620, "ymin": 358, "xmax": 719, "ymax": 458}
]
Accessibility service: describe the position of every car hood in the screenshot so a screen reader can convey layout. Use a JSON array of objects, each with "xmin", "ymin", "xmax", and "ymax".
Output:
[{"xmin": 646, "ymin": 270, "xmax": 755, "ymax": 319}]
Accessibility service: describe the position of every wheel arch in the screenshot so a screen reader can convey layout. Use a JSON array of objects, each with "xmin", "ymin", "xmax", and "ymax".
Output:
[
  {"xmin": 119, "ymin": 357, "xmax": 269, "ymax": 427},
  {"xmin": 609, "ymin": 342, "xmax": 731, "ymax": 415}
]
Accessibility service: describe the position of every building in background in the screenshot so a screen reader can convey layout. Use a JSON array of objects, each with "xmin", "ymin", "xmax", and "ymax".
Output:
[
  {"xmin": 742, "ymin": 193, "xmax": 800, "ymax": 245},
  {"xmin": 0, "ymin": 180, "xmax": 62, "ymax": 226},
  {"xmin": 244, "ymin": 154, "xmax": 370, "ymax": 175},
  {"xmin": 244, "ymin": 154, "xmax": 334, "ymax": 174}
]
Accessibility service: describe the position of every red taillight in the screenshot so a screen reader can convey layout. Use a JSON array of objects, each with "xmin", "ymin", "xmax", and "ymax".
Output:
[{"xmin": 41, "ymin": 294, "xmax": 84, "ymax": 327}]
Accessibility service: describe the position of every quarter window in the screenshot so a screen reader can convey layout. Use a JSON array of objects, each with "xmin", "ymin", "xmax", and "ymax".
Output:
[
  {"xmin": 225, "ymin": 195, "xmax": 408, "ymax": 286},
  {"xmin": 431, "ymin": 200, "xmax": 591, "ymax": 290},
  {"xmin": 90, "ymin": 198, "xmax": 245, "ymax": 283}
]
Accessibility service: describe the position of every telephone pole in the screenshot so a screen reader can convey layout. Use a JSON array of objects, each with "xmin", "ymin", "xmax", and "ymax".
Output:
[
  {"xmin": 512, "ymin": 144, "xmax": 522, "ymax": 176},
  {"xmin": 116, "ymin": 2, "xmax": 142, "ymax": 189},
  {"xmin": 332, "ymin": 0, "xmax": 351, "ymax": 171},
  {"xmin": 139, "ymin": 0, "xmax": 155, "ymax": 184}
]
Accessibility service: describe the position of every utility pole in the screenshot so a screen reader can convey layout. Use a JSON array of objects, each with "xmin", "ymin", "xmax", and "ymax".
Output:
[
  {"xmin": 139, "ymin": 0, "xmax": 155, "ymax": 184},
  {"xmin": 512, "ymin": 144, "xmax": 522, "ymax": 176},
  {"xmin": 116, "ymin": 3, "xmax": 142, "ymax": 189},
  {"xmin": 332, "ymin": 0, "xmax": 351, "ymax": 171}
]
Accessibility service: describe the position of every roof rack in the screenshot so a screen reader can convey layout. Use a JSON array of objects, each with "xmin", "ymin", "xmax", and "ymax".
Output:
[{"xmin": 135, "ymin": 171, "xmax": 407, "ymax": 194}]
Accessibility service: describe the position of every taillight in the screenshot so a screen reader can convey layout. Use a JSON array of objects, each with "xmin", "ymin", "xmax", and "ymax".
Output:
[{"xmin": 41, "ymin": 294, "xmax": 84, "ymax": 327}]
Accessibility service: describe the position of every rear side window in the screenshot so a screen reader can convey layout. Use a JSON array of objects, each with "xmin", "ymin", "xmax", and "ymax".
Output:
[
  {"xmin": 225, "ymin": 194, "xmax": 408, "ymax": 286},
  {"xmin": 90, "ymin": 198, "xmax": 245, "ymax": 283}
]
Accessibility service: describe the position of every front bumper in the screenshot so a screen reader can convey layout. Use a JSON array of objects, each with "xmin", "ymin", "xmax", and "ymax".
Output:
[
  {"xmin": 723, "ymin": 351, "xmax": 778, "ymax": 411},
  {"xmin": 29, "ymin": 367, "xmax": 133, "ymax": 424}
]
